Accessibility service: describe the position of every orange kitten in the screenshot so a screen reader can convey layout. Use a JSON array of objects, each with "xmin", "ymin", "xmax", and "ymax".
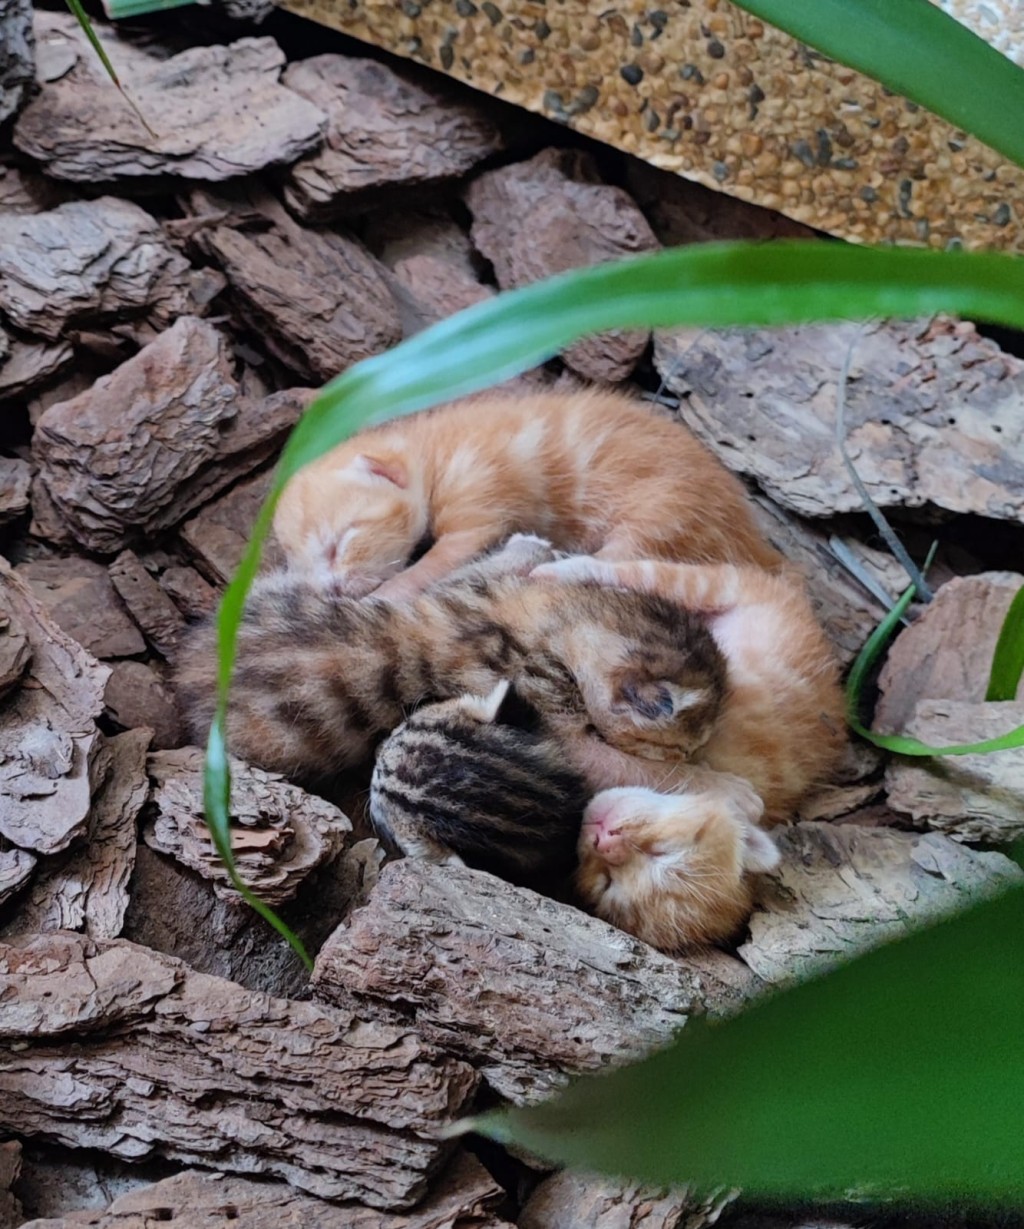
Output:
[{"xmin": 272, "ymin": 389, "xmax": 782, "ymax": 600}]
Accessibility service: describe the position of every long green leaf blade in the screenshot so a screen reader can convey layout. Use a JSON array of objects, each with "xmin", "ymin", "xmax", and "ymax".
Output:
[
  {"xmin": 470, "ymin": 884, "xmax": 1024, "ymax": 1203},
  {"xmin": 736, "ymin": 0, "xmax": 1024, "ymax": 171},
  {"xmin": 987, "ymin": 585, "xmax": 1024, "ymax": 701},
  {"xmin": 204, "ymin": 240, "xmax": 1024, "ymax": 952}
]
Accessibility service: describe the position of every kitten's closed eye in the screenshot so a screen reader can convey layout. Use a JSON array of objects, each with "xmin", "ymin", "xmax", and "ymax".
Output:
[{"xmin": 614, "ymin": 674, "xmax": 709, "ymax": 722}]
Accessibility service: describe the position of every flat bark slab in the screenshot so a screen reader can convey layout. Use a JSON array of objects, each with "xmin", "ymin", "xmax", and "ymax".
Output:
[
  {"xmin": 0, "ymin": 456, "xmax": 31, "ymax": 526},
  {"xmin": 0, "ymin": 165, "xmax": 70, "ymax": 216},
  {"xmin": 32, "ymin": 317, "xmax": 310, "ymax": 553},
  {"xmin": 0, "ymin": 848, "xmax": 36, "ymax": 908},
  {"xmin": 17, "ymin": 558, "xmax": 146, "ymax": 659},
  {"xmin": 0, "ymin": 196, "xmax": 198, "ymax": 342},
  {"xmin": 738, "ymin": 822, "xmax": 1023, "ymax": 987},
  {"xmin": 654, "ymin": 317, "xmax": 1024, "ymax": 522},
  {"xmin": 17, "ymin": 1152, "xmax": 507, "ymax": 1229},
  {"xmin": 885, "ymin": 700, "xmax": 1024, "ymax": 842},
  {"xmin": 0, "ymin": 1139, "xmax": 22, "ymax": 1229},
  {"xmin": 313, "ymin": 860, "xmax": 700, "ymax": 1104},
  {"xmin": 875, "ymin": 572, "xmax": 1024, "ymax": 732},
  {"xmin": 282, "ymin": 54, "xmax": 502, "ymax": 221},
  {"xmin": 158, "ymin": 565, "xmax": 217, "ymax": 619},
  {"xmin": 186, "ymin": 185, "xmax": 402, "ymax": 382},
  {"xmin": 145, "ymin": 747, "xmax": 352, "ymax": 907},
  {"xmin": 103, "ymin": 662, "xmax": 182, "ymax": 751},
  {"xmin": 0, "ymin": 336, "xmax": 74, "ymax": 403},
  {"xmin": 465, "ymin": 148, "xmax": 659, "ymax": 382},
  {"xmin": 0, "ymin": 0, "xmax": 33, "ymax": 126},
  {"xmin": 0, "ymin": 559, "xmax": 109, "ymax": 855},
  {"xmin": 14, "ymin": 15, "xmax": 325, "ymax": 183},
  {"xmin": 179, "ymin": 468, "xmax": 282, "ymax": 584},
  {"xmin": 3, "ymin": 729, "xmax": 150, "ymax": 941},
  {"xmin": 0, "ymin": 931, "xmax": 479, "ymax": 1208},
  {"xmin": 108, "ymin": 551, "xmax": 186, "ymax": 660},
  {"xmin": 520, "ymin": 1169, "xmax": 736, "ymax": 1229}
]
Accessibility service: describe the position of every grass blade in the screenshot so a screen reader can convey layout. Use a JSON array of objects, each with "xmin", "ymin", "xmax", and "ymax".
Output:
[
  {"xmin": 736, "ymin": 0, "xmax": 1024, "ymax": 171},
  {"xmin": 62, "ymin": 0, "xmax": 157, "ymax": 136},
  {"xmin": 468, "ymin": 883, "xmax": 1024, "ymax": 1202},
  {"xmin": 987, "ymin": 585, "xmax": 1024, "ymax": 702},
  {"xmin": 203, "ymin": 240, "xmax": 1024, "ymax": 955}
]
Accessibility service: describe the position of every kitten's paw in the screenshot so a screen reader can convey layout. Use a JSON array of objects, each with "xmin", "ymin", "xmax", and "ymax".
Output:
[
  {"xmin": 487, "ymin": 534, "xmax": 556, "ymax": 574},
  {"xmin": 531, "ymin": 555, "xmax": 612, "ymax": 585}
]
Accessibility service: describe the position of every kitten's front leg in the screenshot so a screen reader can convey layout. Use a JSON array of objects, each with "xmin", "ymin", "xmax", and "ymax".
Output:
[{"xmin": 372, "ymin": 527, "xmax": 499, "ymax": 602}]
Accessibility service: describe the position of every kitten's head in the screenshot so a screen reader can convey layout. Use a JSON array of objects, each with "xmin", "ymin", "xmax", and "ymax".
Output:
[
  {"xmin": 575, "ymin": 780, "xmax": 779, "ymax": 951},
  {"xmin": 274, "ymin": 450, "xmax": 428, "ymax": 597}
]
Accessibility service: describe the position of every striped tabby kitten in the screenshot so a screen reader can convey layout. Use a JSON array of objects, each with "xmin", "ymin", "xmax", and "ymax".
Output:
[
  {"xmin": 370, "ymin": 679, "xmax": 589, "ymax": 892},
  {"xmin": 176, "ymin": 536, "xmax": 727, "ymax": 789}
]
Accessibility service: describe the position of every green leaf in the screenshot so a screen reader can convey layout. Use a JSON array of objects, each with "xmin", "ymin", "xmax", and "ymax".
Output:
[
  {"xmin": 202, "ymin": 240, "xmax": 1024, "ymax": 955},
  {"xmin": 468, "ymin": 883, "xmax": 1024, "ymax": 1203},
  {"xmin": 736, "ymin": 0, "xmax": 1024, "ymax": 171},
  {"xmin": 987, "ymin": 585, "xmax": 1024, "ymax": 701},
  {"xmin": 62, "ymin": 0, "xmax": 157, "ymax": 136}
]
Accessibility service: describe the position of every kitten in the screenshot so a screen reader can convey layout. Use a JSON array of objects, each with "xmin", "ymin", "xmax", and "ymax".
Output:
[
  {"xmin": 531, "ymin": 556, "xmax": 846, "ymax": 820},
  {"xmin": 176, "ymin": 537, "xmax": 727, "ymax": 789},
  {"xmin": 369, "ymin": 679, "xmax": 590, "ymax": 892},
  {"xmin": 271, "ymin": 388, "xmax": 782, "ymax": 602}
]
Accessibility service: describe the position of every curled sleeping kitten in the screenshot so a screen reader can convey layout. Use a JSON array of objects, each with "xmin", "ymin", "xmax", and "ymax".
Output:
[
  {"xmin": 370, "ymin": 679, "xmax": 590, "ymax": 892},
  {"xmin": 272, "ymin": 388, "xmax": 782, "ymax": 602},
  {"xmin": 176, "ymin": 536, "xmax": 727, "ymax": 789}
]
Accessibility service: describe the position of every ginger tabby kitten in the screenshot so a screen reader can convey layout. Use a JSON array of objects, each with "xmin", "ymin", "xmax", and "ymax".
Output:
[{"xmin": 272, "ymin": 389, "xmax": 782, "ymax": 601}]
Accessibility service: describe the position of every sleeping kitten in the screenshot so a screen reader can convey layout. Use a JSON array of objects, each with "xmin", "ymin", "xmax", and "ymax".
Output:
[
  {"xmin": 271, "ymin": 388, "xmax": 782, "ymax": 602},
  {"xmin": 176, "ymin": 537, "xmax": 727, "ymax": 788},
  {"xmin": 370, "ymin": 679, "xmax": 589, "ymax": 892}
]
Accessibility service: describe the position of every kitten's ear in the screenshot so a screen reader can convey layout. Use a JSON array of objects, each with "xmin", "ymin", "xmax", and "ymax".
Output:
[
  {"xmin": 348, "ymin": 453, "xmax": 409, "ymax": 489},
  {"xmin": 469, "ymin": 679, "xmax": 543, "ymax": 732},
  {"xmin": 739, "ymin": 823, "xmax": 781, "ymax": 874}
]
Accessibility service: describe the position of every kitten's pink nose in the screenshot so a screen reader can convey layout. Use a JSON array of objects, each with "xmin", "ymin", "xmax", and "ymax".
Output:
[{"xmin": 583, "ymin": 819, "xmax": 628, "ymax": 865}]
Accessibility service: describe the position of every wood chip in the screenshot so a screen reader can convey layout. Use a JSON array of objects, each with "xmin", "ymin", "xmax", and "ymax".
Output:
[
  {"xmin": 875, "ymin": 572, "xmax": 1024, "ymax": 732},
  {"xmin": 0, "ymin": 336, "xmax": 74, "ymax": 403},
  {"xmin": 12, "ymin": 1144, "xmax": 164, "ymax": 1225},
  {"xmin": 32, "ymin": 317, "xmax": 311, "ymax": 553},
  {"xmin": 885, "ymin": 699, "xmax": 1024, "ymax": 842},
  {"xmin": 0, "ymin": 608, "xmax": 31, "ymax": 698},
  {"xmin": 738, "ymin": 822, "xmax": 1023, "ymax": 987},
  {"xmin": 654, "ymin": 317, "xmax": 1024, "ymax": 522},
  {"xmin": 465, "ymin": 148, "xmax": 659, "ymax": 382},
  {"xmin": 0, "ymin": 456, "xmax": 31, "ymax": 527},
  {"xmin": 108, "ymin": 551, "xmax": 185, "ymax": 660},
  {"xmin": 0, "ymin": 931, "xmax": 478, "ymax": 1207},
  {"xmin": 179, "ymin": 468, "xmax": 282, "ymax": 584},
  {"xmin": 145, "ymin": 747, "xmax": 352, "ymax": 907},
  {"xmin": 103, "ymin": 661, "xmax": 182, "ymax": 751},
  {"xmin": 0, "ymin": 1139, "xmax": 22, "ymax": 1229},
  {"xmin": 0, "ymin": 196, "xmax": 197, "ymax": 342},
  {"xmin": 313, "ymin": 859, "xmax": 700, "ymax": 1104},
  {"xmin": 158, "ymin": 565, "xmax": 217, "ymax": 619},
  {"xmin": 0, "ymin": 0, "xmax": 33, "ymax": 126},
  {"xmin": 282, "ymin": 54, "xmax": 502, "ymax": 221},
  {"xmin": 16, "ymin": 1152, "xmax": 506, "ymax": 1229},
  {"xmin": 0, "ymin": 165, "xmax": 72, "ymax": 216},
  {"xmin": 2, "ymin": 729, "xmax": 150, "ymax": 941},
  {"xmin": 187, "ymin": 184, "xmax": 402, "ymax": 382},
  {"xmin": 17, "ymin": 558, "xmax": 146, "ymax": 659},
  {"xmin": 520, "ymin": 1169, "xmax": 736, "ymax": 1229},
  {"xmin": 0, "ymin": 848, "xmax": 36, "ymax": 908},
  {"xmin": 0, "ymin": 559, "xmax": 109, "ymax": 855},
  {"xmin": 14, "ymin": 15, "xmax": 325, "ymax": 183}
]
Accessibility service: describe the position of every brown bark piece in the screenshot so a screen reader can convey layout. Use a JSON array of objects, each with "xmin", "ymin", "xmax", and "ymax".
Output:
[
  {"xmin": 158, "ymin": 565, "xmax": 217, "ymax": 619},
  {"xmin": 14, "ymin": 15, "xmax": 325, "ymax": 183},
  {"xmin": 0, "ymin": 165, "xmax": 72, "ymax": 216},
  {"xmin": 0, "ymin": 606, "xmax": 31, "ymax": 698},
  {"xmin": 519, "ymin": 1169, "xmax": 736, "ymax": 1229},
  {"xmin": 874, "ymin": 572, "xmax": 1024, "ymax": 733},
  {"xmin": 0, "ymin": 931, "xmax": 478, "ymax": 1208},
  {"xmin": 282, "ymin": 55, "xmax": 502, "ymax": 221},
  {"xmin": 32, "ymin": 317, "xmax": 311, "ymax": 553},
  {"xmin": 187, "ymin": 185, "xmax": 401, "ymax": 383},
  {"xmin": 108, "ymin": 551, "xmax": 186, "ymax": 660},
  {"xmin": 0, "ymin": 559, "xmax": 109, "ymax": 855},
  {"xmin": 12, "ymin": 1143, "xmax": 169, "ymax": 1225},
  {"xmin": 3, "ymin": 729, "xmax": 150, "ymax": 940},
  {"xmin": 0, "ymin": 0, "xmax": 33, "ymax": 126},
  {"xmin": 0, "ymin": 336, "xmax": 74, "ymax": 402},
  {"xmin": 0, "ymin": 456, "xmax": 31, "ymax": 526},
  {"xmin": 465, "ymin": 149, "xmax": 659, "ymax": 381},
  {"xmin": 17, "ymin": 1152, "xmax": 505, "ymax": 1229},
  {"xmin": 17, "ymin": 558, "xmax": 146, "ymax": 659},
  {"xmin": 179, "ymin": 468, "xmax": 283, "ymax": 584},
  {"xmin": 738, "ymin": 822, "xmax": 1023, "ymax": 987},
  {"xmin": 0, "ymin": 1139, "xmax": 22, "ymax": 1229},
  {"xmin": 654, "ymin": 317, "xmax": 1024, "ymax": 522},
  {"xmin": 885, "ymin": 700, "xmax": 1024, "ymax": 843},
  {"xmin": 0, "ymin": 196, "xmax": 196, "ymax": 342},
  {"xmin": 313, "ymin": 860, "xmax": 699, "ymax": 1104},
  {"xmin": 103, "ymin": 661, "xmax": 182, "ymax": 751},
  {"xmin": 0, "ymin": 847, "xmax": 36, "ymax": 907},
  {"xmin": 145, "ymin": 747, "xmax": 352, "ymax": 907}
]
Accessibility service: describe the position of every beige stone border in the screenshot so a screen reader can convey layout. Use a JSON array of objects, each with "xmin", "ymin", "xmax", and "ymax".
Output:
[{"xmin": 278, "ymin": 0, "xmax": 1024, "ymax": 252}]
